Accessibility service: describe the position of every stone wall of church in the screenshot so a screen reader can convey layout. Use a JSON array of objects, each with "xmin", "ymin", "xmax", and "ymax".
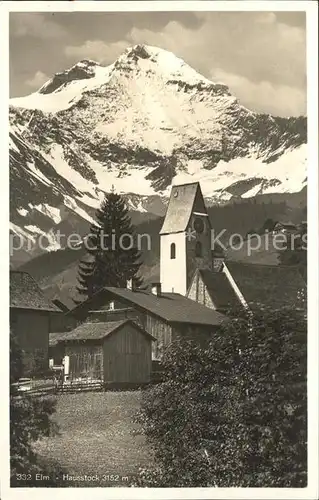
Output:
[
  {"xmin": 186, "ymin": 214, "xmax": 212, "ymax": 290},
  {"xmin": 187, "ymin": 272, "xmax": 215, "ymax": 309}
]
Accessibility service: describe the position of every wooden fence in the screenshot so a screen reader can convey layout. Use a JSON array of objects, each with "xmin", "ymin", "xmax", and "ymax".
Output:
[
  {"xmin": 11, "ymin": 365, "xmax": 163, "ymax": 396},
  {"xmin": 11, "ymin": 375, "xmax": 105, "ymax": 396},
  {"xmin": 11, "ymin": 377, "xmax": 57, "ymax": 396}
]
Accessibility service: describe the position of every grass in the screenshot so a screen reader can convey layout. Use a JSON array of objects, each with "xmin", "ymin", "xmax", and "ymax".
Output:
[{"xmin": 33, "ymin": 391, "xmax": 151, "ymax": 486}]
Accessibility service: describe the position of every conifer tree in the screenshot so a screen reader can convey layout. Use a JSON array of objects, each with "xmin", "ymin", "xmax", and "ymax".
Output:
[{"xmin": 75, "ymin": 187, "xmax": 143, "ymax": 302}]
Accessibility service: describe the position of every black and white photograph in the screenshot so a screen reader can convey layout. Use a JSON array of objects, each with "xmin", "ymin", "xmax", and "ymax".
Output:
[{"xmin": 1, "ymin": 1, "xmax": 318, "ymax": 498}]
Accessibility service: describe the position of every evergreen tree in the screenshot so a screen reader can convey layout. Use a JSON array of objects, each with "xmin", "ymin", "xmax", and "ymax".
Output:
[
  {"xmin": 75, "ymin": 188, "xmax": 143, "ymax": 301},
  {"xmin": 260, "ymin": 217, "xmax": 277, "ymax": 234}
]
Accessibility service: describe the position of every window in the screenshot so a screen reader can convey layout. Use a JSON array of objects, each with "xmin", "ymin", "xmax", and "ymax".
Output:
[
  {"xmin": 170, "ymin": 242, "xmax": 176, "ymax": 259},
  {"xmin": 195, "ymin": 241, "xmax": 202, "ymax": 257},
  {"xmin": 193, "ymin": 217, "xmax": 205, "ymax": 234}
]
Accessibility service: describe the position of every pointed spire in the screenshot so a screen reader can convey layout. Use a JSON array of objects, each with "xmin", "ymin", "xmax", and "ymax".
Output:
[{"xmin": 111, "ymin": 184, "xmax": 115, "ymax": 193}]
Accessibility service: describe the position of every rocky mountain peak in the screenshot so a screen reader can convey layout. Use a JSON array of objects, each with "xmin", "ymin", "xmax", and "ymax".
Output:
[
  {"xmin": 39, "ymin": 59, "xmax": 101, "ymax": 95},
  {"xmin": 126, "ymin": 44, "xmax": 153, "ymax": 60}
]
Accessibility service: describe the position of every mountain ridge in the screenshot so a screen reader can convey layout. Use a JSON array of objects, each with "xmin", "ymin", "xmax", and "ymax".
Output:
[{"xmin": 9, "ymin": 44, "xmax": 307, "ymax": 264}]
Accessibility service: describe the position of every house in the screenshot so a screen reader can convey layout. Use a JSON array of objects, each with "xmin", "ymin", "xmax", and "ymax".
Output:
[
  {"xmin": 10, "ymin": 271, "xmax": 60, "ymax": 375},
  {"xmin": 46, "ymin": 297, "xmax": 73, "ymax": 333},
  {"xmin": 273, "ymin": 221, "xmax": 298, "ymax": 234},
  {"xmin": 49, "ymin": 319, "xmax": 155, "ymax": 386},
  {"xmin": 187, "ymin": 259, "xmax": 306, "ymax": 312},
  {"xmin": 67, "ymin": 283, "xmax": 227, "ymax": 360}
]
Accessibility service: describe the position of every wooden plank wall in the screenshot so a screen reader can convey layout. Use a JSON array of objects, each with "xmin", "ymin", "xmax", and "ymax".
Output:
[
  {"xmin": 103, "ymin": 323, "xmax": 152, "ymax": 384},
  {"xmin": 10, "ymin": 309, "xmax": 49, "ymax": 374},
  {"xmin": 65, "ymin": 343, "xmax": 103, "ymax": 381},
  {"xmin": 145, "ymin": 315, "xmax": 172, "ymax": 360}
]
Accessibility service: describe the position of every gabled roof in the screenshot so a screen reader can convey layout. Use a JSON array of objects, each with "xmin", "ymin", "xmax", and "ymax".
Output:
[
  {"xmin": 98, "ymin": 287, "xmax": 226, "ymax": 326},
  {"xmin": 160, "ymin": 182, "xmax": 208, "ymax": 235},
  {"xmin": 225, "ymin": 261, "xmax": 306, "ymax": 310},
  {"xmin": 10, "ymin": 271, "xmax": 59, "ymax": 312},
  {"xmin": 49, "ymin": 319, "xmax": 156, "ymax": 345},
  {"xmin": 198, "ymin": 269, "xmax": 240, "ymax": 311},
  {"xmin": 68, "ymin": 284, "xmax": 227, "ymax": 326}
]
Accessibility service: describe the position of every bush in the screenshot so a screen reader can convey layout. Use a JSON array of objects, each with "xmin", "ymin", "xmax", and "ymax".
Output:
[
  {"xmin": 135, "ymin": 308, "xmax": 307, "ymax": 487},
  {"xmin": 10, "ymin": 394, "xmax": 58, "ymax": 476},
  {"xmin": 10, "ymin": 330, "xmax": 67, "ymax": 487}
]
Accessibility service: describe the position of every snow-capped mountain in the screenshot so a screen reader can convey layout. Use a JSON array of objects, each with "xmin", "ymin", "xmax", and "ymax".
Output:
[{"xmin": 9, "ymin": 44, "xmax": 307, "ymax": 259}]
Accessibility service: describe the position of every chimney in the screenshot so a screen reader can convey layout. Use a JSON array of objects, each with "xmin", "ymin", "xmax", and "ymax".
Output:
[
  {"xmin": 151, "ymin": 282, "xmax": 162, "ymax": 297},
  {"xmin": 127, "ymin": 277, "xmax": 139, "ymax": 291}
]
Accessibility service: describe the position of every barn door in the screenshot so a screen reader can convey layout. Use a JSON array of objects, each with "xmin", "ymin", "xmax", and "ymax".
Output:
[{"xmin": 68, "ymin": 347, "xmax": 103, "ymax": 381}]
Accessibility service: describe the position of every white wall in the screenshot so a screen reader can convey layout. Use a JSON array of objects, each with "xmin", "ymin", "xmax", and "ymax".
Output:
[{"xmin": 160, "ymin": 232, "xmax": 187, "ymax": 295}]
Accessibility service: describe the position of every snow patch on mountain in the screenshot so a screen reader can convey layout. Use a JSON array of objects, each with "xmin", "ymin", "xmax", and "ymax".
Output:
[
  {"xmin": 45, "ymin": 144, "xmax": 92, "ymax": 192},
  {"xmin": 63, "ymin": 196, "xmax": 96, "ymax": 225},
  {"xmin": 171, "ymin": 144, "xmax": 307, "ymax": 198},
  {"xmin": 17, "ymin": 208, "xmax": 29, "ymax": 217},
  {"xmin": 33, "ymin": 204, "xmax": 62, "ymax": 224},
  {"xmin": 23, "ymin": 225, "xmax": 62, "ymax": 251},
  {"xmin": 10, "ymin": 62, "xmax": 115, "ymax": 113},
  {"xmin": 27, "ymin": 160, "xmax": 53, "ymax": 186},
  {"xmin": 10, "ymin": 222, "xmax": 35, "ymax": 242}
]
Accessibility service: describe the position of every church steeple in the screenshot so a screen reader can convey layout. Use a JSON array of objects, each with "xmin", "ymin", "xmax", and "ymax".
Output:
[{"xmin": 160, "ymin": 182, "xmax": 213, "ymax": 295}]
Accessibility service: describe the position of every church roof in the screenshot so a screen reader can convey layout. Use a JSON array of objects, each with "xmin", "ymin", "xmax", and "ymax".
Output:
[
  {"xmin": 160, "ymin": 182, "xmax": 206, "ymax": 235},
  {"xmin": 10, "ymin": 271, "xmax": 59, "ymax": 312},
  {"xmin": 198, "ymin": 269, "xmax": 241, "ymax": 311},
  {"xmin": 225, "ymin": 261, "xmax": 306, "ymax": 310}
]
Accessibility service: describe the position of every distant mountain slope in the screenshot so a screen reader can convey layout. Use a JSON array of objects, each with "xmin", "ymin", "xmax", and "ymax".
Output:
[{"xmin": 10, "ymin": 44, "xmax": 307, "ymax": 263}]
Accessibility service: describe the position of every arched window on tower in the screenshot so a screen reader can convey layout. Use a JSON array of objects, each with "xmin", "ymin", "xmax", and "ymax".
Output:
[
  {"xmin": 195, "ymin": 241, "xmax": 202, "ymax": 257},
  {"xmin": 170, "ymin": 242, "xmax": 176, "ymax": 259}
]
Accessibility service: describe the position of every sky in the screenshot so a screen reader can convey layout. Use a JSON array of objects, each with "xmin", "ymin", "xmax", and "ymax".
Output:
[{"xmin": 9, "ymin": 11, "xmax": 306, "ymax": 117}]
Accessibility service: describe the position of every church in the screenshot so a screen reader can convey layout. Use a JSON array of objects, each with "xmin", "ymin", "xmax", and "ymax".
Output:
[
  {"xmin": 159, "ymin": 181, "xmax": 306, "ymax": 313},
  {"xmin": 160, "ymin": 182, "xmax": 218, "ymax": 296}
]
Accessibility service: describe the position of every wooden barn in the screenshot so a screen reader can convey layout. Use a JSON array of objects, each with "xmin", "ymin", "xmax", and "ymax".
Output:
[
  {"xmin": 10, "ymin": 270, "xmax": 60, "ymax": 375},
  {"xmin": 50, "ymin": 319, "xmax": 155, "ymax": 386},
  {"xmin": 67, "ymin": 283, "xmax": 227, "ymax": 360}
]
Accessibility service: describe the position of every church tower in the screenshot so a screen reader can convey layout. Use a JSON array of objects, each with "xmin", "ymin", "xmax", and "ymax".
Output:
[{"xmin": 160, "ymin": 182, "xmax": 213, "ymax": 295}]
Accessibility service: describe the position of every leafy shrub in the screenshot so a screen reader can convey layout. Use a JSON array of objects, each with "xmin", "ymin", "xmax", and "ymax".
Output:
[
  {"xmin": 135, "ymin": 308, "xmax": 307, "ymax": 487},
  {"xmin": 10, "ymin": 330, "xmax": 67, "ymax": 487},
  {"xmin": 10, "ymin": 394, "xmax": 58, "ymax": 475}
]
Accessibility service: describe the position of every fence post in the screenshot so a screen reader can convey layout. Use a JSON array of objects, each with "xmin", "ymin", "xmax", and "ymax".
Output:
[{"xmin": 63, "ymin": 355, "xmax": 69, "ymax": 383}]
